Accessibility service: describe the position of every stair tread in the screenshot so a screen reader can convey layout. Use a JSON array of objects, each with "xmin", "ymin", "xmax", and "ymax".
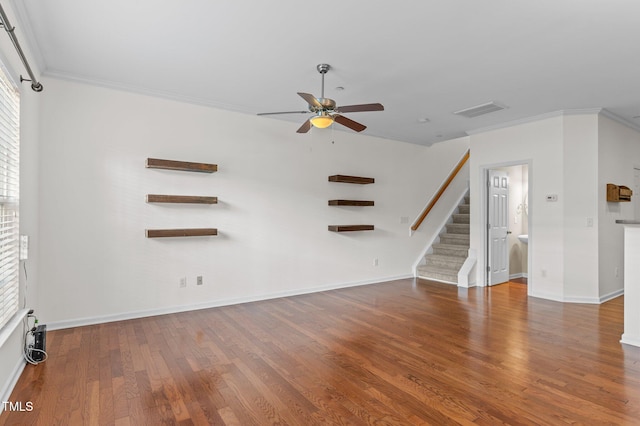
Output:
[
  {"xmin": 418, "ymin": 263, "xmax": 461, "ymax": 273},
  {"xmin": 426, "ymin": 253, "xmax": 466, "ymax": 261},
  {"xmin": 440, "ymin": 233, "xmax": 470, "ymax": 242},
  {"xmin": 433, "ymin": 242, "xmax": 469, "ymax": 249}
]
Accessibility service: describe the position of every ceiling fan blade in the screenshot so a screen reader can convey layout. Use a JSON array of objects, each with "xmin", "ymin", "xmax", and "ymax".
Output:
[
  {"xmin": 298, "ymin": 92, "xmax": 322, "ymax": 108},
  {"xmin": 333, "ymin": 115, "xmax": 366, "ymax": 132},
  {"xmin": 257, "ymin": 110, "xmax": 310, "ymax": 116},
  {"xmin": 296, "ymin": 119, "xmax": 312, "ymax": 133},
  {"xmin": 336, "ymin": 103, "xmax": 384, "ymax": 113}
]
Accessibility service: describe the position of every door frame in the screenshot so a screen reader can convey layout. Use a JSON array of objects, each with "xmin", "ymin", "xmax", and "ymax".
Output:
[{"xmin": 480, "ymin": 160, "xmax": 533, "ymax": 294}]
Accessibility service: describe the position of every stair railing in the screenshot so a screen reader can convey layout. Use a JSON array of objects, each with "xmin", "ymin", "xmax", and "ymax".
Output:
[{"xmin": 411, "ymin": 149, "xmax": 470, "ymax": 232}]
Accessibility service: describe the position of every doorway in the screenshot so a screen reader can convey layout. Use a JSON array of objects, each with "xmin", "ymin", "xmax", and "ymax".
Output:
[{"xmin": 484, "ymin": 162, "xmax": 531, "ymax": 288}]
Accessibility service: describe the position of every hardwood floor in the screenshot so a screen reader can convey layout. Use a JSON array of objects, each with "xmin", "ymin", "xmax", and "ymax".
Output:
[{"xmin": 2, "ymin": 279, "xmax": 639, "ymax": 425}]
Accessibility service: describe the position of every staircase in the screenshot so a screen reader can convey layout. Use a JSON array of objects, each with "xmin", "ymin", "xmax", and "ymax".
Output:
[{"xmin": 417, "ymin": 194, "xmax": 470, "ymax": 284}]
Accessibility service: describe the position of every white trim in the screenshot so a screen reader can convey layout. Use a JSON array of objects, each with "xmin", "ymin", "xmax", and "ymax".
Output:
[
  {"xmin": 599, "ymin": 288, "xmax": 624, "ymax": 304},
  {"xmin": 0, "ymin": 309, "xmax": 29, "ymax": 349},
  {"xmin": 562, "ymin": 296, "xmax": 605, "ymax": 304},
  {"xmin": 457, "ymin": 248, "xmax": 477, "ymax": 288},
  {"xmin": 620, "ymin": 334, "xmax": 640, "ymax": 348},
  {"xmin": 43, "ymin": 70, "xmax": 255, "ymax": 116},
  {"xmin": 600, "ymin": 109, "xmax": 640, "ymax": 133},
  {"xmin": 467, "ymin": 108, "xmax": 640, "ymax": 138},
  {"xmin": 0, "ymin": 357, "xmax": 25, "ymax": 410},
  {"xmin": 528, "ymin": 289, "xmax": 621, "ymax": 305},
  {"xmin": 509, "ymin": 272, "xmax": 528, "ymax": 279},
  {"xmin": 46, "ymin": 275, "xmax": 413, "ymax": 331},
  {"xmin": 529, "ymin": 290, "xmax": 564, "ymax": 303},
  {"xmin": 467, "ymin": 108, "xmax": 604, "ymax": 136}
]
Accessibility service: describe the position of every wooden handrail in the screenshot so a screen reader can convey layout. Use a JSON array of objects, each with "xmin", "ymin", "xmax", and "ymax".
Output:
[{"xmin": 411, "ymin": 149, "xmax": 470, "ymax": 231}]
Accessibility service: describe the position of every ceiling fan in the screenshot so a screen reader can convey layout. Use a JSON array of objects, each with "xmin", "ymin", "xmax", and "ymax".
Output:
[{"xmin": 257, "ymin": 64, "xmax": 384, "ymax": 133}]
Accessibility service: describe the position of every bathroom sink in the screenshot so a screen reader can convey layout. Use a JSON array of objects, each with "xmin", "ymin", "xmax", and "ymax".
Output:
[{"xmin": 518, "ymin": 234, "xmax": 528, "ymax": 244}]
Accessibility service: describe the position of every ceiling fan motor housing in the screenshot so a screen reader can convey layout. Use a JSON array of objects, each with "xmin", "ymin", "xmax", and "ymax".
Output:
[{"xmin": 309, "ymin": 98, "xmax": 336, "ymax": 113}]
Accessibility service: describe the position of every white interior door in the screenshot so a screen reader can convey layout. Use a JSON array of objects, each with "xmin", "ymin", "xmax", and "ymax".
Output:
[{"xmin": 488, "ymin": 170, "xmax": 509, "ymax": 285}]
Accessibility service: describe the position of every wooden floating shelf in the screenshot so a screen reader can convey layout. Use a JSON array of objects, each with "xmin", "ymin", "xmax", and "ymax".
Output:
[
  {"xmin": 328, "ymin": 175, "xmax": 375, "ymax": 184},
  {"xmin": 146, "ymin": 194, "xmax": 218, "ymax": 204},
  {"xmin": 146, "ymin": 158, "xmax": 217, "ymax": 173},
  {"xmin": 328, "ymin": 225, "xmax": 375, "ymax": 232},
  {"xmin": 328, "ymin": 199, "xmax": 374, "ymax": 206},
  {"xmin": 607, "ymin": 183, "xmax": 632, "ymax": 202},
  {"xmin": 146, "ymin": 228, "xmax": 218, "ymax": 238}
]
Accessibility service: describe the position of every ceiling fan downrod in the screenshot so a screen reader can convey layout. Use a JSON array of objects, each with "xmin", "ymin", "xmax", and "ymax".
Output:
[{"xmin": 317, "ymin": 63, "xmax": 330, "ymax": 99}]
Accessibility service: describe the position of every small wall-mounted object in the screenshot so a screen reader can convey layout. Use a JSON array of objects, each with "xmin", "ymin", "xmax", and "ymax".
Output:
[
  {"xmin": 146, "ymin": 194, "xmax": 218, "ymax": 204},
  {"xmin": 607, "ymin": 183, "xmax": 633, "ymax": 202},
  {"xmin": 146, "ymin": 228, "xmax": 218, "ymax": 238},
  {"xmin": 328, "ymin": 225, "xmax": 374, "ymax": 232},
  {"xmin": 328, "ymin": 175, "xmax": 374, "ymax": 184},
  {"xmin": 146, "ymin": 158, "xmax": 217, "ymax": 173},
  {"xmin": 328, "ymin": 200, "xmax": 374, "ymax": 206}
]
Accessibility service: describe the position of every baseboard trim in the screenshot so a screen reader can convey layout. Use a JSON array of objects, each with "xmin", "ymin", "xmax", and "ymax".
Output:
[
  {"xmin": 620, "ymin": 333, "xmax": 640, "ymax": 348},
  {"xmin": 46, "ymin": 274, "xmax": 413, "ymax": 331},
  {"xmin": 599, "ymin": 288, "xmax": 624, "ymax": 303},
  {"xmin": 531, "ymin": 289, "xmax": 623, "ymax": 305},
  {"xmin": 509, "ymin": 272, "xmax": 528, "ymax": 280}
]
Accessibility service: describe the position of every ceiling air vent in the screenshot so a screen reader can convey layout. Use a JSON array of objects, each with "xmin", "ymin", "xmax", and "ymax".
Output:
[{"xmin": 453, "ymin": 101, "xmax": 506, "ymax": 118}]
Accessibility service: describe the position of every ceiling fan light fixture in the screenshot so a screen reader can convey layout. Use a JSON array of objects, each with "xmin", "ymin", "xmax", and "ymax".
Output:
[{"xmin": 310, "ymin": 114, "xmax": 334, "ymax": 129}]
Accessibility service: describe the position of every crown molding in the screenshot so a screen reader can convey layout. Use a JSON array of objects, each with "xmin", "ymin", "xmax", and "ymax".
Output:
[
  {"xmin": 599, "ymin": 109, "xmax": 640, "ymax": 133},
  {"xmin": 42, "ymin": 68, "xmax": 255, "ymax": 115},
  {"xmin": 466, "ymin": 108, "xmax": 604, "ymax": 136}
]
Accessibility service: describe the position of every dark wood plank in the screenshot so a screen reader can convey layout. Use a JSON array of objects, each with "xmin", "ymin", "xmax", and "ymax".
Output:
[
  {"xmin": 328, "ymin": 175, "xmax": 375, "ymax": 184},
  {"xmin": 145, "ymin": 228, "xmax": 217, "ymax": 238},
  {"xmin": 146, "ymin": 195, "xmax": 218, "ymax": 204},
  {"xmin": 328, "ymin": 200, "xmax": 374, "ymax": 206},
  {"xmin": 146, "ymin": 158, "xmax": 217, "ymax": 173},
  {"xmin": 3, "ymin": 280, "xmax": 640, "ymax": 425},
  {"xmin": 328, "ymin": 225, "xmax": 375, "ymax": 232}
]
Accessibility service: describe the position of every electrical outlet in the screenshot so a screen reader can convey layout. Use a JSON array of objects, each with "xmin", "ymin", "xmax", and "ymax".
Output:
[
  {"xmin": 180, "ymin": 277, "xmax": 187, "ymax": 288},
  {"xmin": 373, "ymin": 258, "xmax": 379, "ymax": 267},
  {"xmin": 196, "ymin": 276, "xmax": 203, "ymax": 285}
]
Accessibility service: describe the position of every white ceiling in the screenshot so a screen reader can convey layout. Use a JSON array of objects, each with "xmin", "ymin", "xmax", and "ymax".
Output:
[{"xmin": 11, "ymin": 0, "xmax": 640, "ymax": 145}]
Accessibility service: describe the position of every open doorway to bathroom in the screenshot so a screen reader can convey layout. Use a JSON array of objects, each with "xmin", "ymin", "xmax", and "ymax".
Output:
[{"xmin": 485, "ymin": 163, "xmax": 530, "ymax": 287}]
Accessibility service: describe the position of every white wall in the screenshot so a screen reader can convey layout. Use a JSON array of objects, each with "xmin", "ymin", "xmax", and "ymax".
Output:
[
  {"xmin": 36, "ymin": 77, "xmax": 469, "ymax": 327},
  {"xmin": 562, "ymin": 114, "xmax": 599, "ymax": 302},
  {"xmin": 470, "ymin": 114, "xmax": 565, "ymax": 300},
  {"xmin": 470, "ymin": 111, "xmax": 640, "ymax": 303},
  {"xmin": 598, "ymin": 114, "xmax": 640, "ymax": 300}
]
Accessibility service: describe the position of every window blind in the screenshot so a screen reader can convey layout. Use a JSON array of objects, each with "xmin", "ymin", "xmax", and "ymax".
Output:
[{"xmin": 0, "ymin": 64, "xmax": 19, "ymax": 332}]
